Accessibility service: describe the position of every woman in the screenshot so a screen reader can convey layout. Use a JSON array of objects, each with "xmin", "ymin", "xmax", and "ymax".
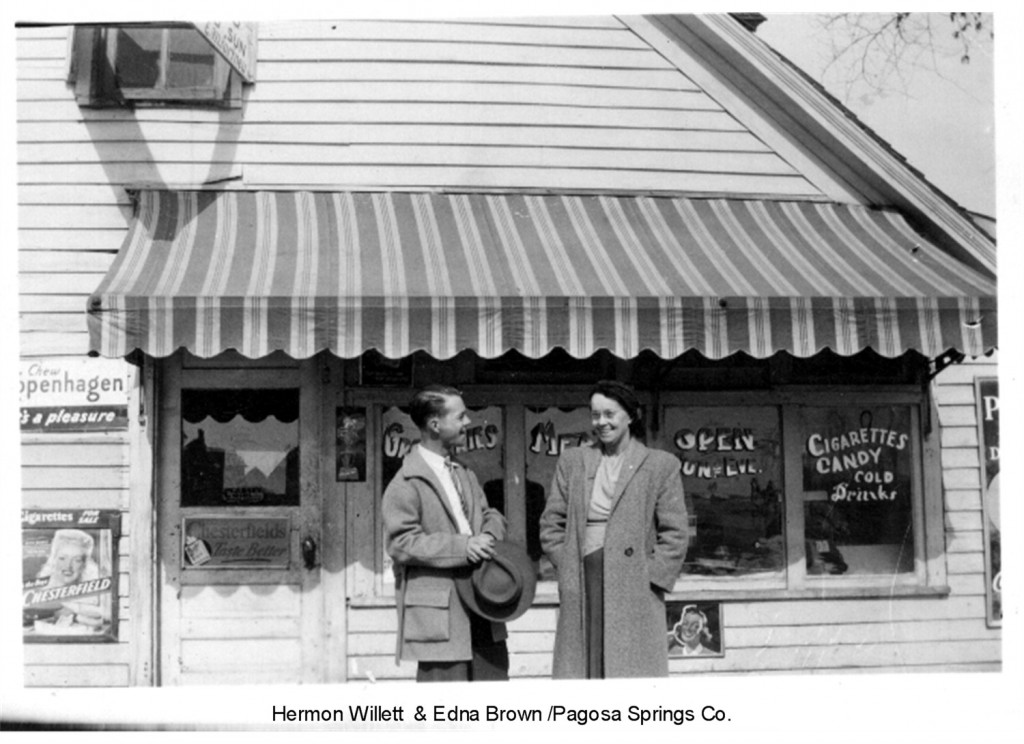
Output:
[
  {"xmin": 540, "ymin": 380, "xmax": 688, "ymax": 679},
  {"xmin": 39, "ymin": 529, "xmax": 100, "ymax": 588},
  {"xmin": 36, "ymin": 529, "xmax": 110, "ymax": 630}
]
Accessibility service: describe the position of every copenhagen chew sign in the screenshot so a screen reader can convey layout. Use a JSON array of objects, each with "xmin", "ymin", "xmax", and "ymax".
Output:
[{"xmin": 19, "ymin": 359, "xmax": 129, "ymax": 432}]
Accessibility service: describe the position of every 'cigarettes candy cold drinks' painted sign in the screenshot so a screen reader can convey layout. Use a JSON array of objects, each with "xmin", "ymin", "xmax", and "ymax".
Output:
[{"xmin": 802, "ymin": 408, "xmax": 912, "ymax": 504}]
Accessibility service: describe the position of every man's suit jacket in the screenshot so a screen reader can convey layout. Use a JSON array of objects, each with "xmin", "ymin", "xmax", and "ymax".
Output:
[{"xmin": 382, "ymin": 445, "xmax": 507, "ymax": 663}]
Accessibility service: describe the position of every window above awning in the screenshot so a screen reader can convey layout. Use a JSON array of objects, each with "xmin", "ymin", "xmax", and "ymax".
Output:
[{"xmin": 87, "ymin": 190, "xmax": 997, "ymax": 361}]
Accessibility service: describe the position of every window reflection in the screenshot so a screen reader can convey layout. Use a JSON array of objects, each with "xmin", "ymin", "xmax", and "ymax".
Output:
[
  {"xmin": 800, "ymin": 406, "xmax": 915, "ymax": 575},
  {"xmin": 181, "ymin": 390, "xmax": 300, "ymax": 507},
  {"xmin": 664, "ymin": 406, "xmax": 785, "ymax": 577},
  {"xmin": 115, "ymin": 27, "xmax": 216, "ymax": 90}
]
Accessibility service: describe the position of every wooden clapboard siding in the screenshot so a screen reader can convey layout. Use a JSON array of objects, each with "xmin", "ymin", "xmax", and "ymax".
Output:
[
  {"xmin": 20, "ymin": 297, "xmax": 94, "ymax": 318},
  {"xmin": 21, "ymin": 441, "xmax": 127, "ymax": 466},
  {"xmin": 21, "ymin": 464, "xmax": 128, "ymax": 490},
  {"xmin": 20, "ymin": 162, "xmax": 815, "ymax": 196},
  {"xmin": 347, "ymin": 586, "xmax": 1001, "ymax": 678},
  {"xmin": 20, "ymin": 229, "xmax": 127, "ymax": 251},
  {"xmin": 667, "ymin": 640, "xmax": 1000, "ymax": 673},
  {"xmin": 259, "ymin": 19, "xmax": 638, "ymax": 44},
  {"xmin": 20, "ymin": 121, "xmax": 771, "ymax": 152},
  {"xmin": 19, "ymin": 203, "xmax": 131, "ymax": 230},
  {"xmin": 16, "ymin": 18, "xmax": 822, "ymax": 355},
  {"xmin": 20, "ymin": 251, "xmax": 117, "ymax": 274},
  {"xmin": 20, "ymin": 332, "xmax": 92, "ymax": 357},
  {"xmin": 19, "ymin": 184, "xmax": 133, "ymax": 204},
  {"xmin": 25, "ymin": 490, "xmax": 127, "ymax": 511},
  {"xmin": 15, "ymin": 20, "xmax": 819, "ymax": 198},
  {"xmin": 251, "ymin": 168, "xmax": 813, "ymax": 194},
  {"xmin": 946, "ymin": 530, "xmax": 983, "ymax": 554},
  {"xmin": 946, "ymin": 511, "xmax": 982, "ymax": 532},
  {"xmin": 941, "ymin": 425, "xmax": 978, "ymax": 449},
  {"xmin": 940, "ymin": 447, "xmax": 980, "ymax": 469},
  {"xmin": 932, "ymin": 354, "xmax": 998, "ymax": 666},
  {"xmin": 256, "ymin": 40, "xmax": 665, "ymax": 68},
  {"xmin": 25, "ymin": 665, "xmax": 131, "ymax": 688},
  {"xmin": 21, "ymin": 273, "xmax": 107, "ymax": 295},
  {"xmin": 21, "ymin": 143, "xmax": 794, "ymax": 176},
  {"xmin": 937, "ymin": 383, "xmax": 981, "ymax": 405},
  {"xmin": 947, "ymin": 573, "xmax": 987, "ymax": 596},
  {"xmin": 20, "ymin": 315, "xmax": 91, "ymax": 334},
  {"xmin": 18, "ymin": 188, "xmax": 126, "ymax": 357},
  {"xmin": 21, "ymin": 366, "xmax": 143, "ymax": 688},
  {"xmin": 22, "ymin": 79, "xmax": 718, "ymax": 108}
]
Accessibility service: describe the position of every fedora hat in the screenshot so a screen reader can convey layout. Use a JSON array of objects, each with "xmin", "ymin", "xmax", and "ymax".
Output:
[{"xmin": 456, "ymin": 541, "xmax": 537, "ymax": 623}]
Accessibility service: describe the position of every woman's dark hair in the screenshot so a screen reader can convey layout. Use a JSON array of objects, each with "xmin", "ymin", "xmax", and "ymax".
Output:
[
  {"xmin": 589, "ymin": 380, "xmax": 645, "ymax": 438},
  {"xmin": 408, "ymin": 384, "xmax": 463, "ymax": 429}
]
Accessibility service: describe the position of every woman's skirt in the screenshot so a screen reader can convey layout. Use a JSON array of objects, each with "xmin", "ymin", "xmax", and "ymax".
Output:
[{"xmin": 584, "ymin": 548, "xmax": 604, "ymax": 679}]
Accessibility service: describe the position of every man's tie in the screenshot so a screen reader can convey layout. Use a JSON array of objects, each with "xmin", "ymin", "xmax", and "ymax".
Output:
[{"xmin": 444, "ymin": 456, "xmax": 471, "ymax": 522}]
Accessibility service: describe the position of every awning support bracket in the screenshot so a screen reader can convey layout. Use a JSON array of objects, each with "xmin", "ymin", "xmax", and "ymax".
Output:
[{"xmin": 926, "ymin": 349, "xmax": 966, "ymax": 381}]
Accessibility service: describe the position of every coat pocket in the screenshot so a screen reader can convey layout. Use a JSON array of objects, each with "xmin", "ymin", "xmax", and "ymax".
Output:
[{"xmin": 404, "ymin": 585, "xmax": 451, "ymax": 642}]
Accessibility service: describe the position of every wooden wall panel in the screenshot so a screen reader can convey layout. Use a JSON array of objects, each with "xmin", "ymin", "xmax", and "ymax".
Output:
[
  {"xmin": 25, "ymin": 665, "xmax": 131, "ymax": 688},
  {"xmin": 19, "ymin": 121, "xmax": 769, "ymax": 152},
  {"xmin": 259, "ymin": 19, "xmax": 639, "ymax": 45},
  {"xmin": 20, "ymin": 229, "xmax": 126, "ymax": 251},
  {"xmin": 21, "ymin": 143, "xmax": 793, "ymax": 176},
  {"xmin": 256, "ymin": 40, "xmax": 668, "ymax": 68}
]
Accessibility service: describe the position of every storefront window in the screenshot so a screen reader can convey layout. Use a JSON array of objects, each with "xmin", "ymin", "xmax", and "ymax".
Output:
[
  {"xmin": 381, "ymin": 405, "xmax": 504, "ymax": 488},
  {"xmin": 664, "ymin": 406, "xmax": 785, "ymax": 577},
  {"xmin": 181, "ymin": 389, "xmax": 300, "ymax": 507},
  {"xmin": 380, "ymin": 404, "xmax": 505, "ymax": 581},
  {"xmin": 367, "ymin": 381, "xmax": 932, "ymax": 599},
  {"xmin": 524, "ymin": 406, "xmax": 596, "ymax": 580},
  {"xmin": 799, "ymin": 406, "xmax": 915, "ymax": 575}
]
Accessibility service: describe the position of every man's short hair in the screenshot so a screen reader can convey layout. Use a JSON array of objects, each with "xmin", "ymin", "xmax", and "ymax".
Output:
[{"xmin": 408, "ymin": 384, "xmax": 463, "ymax": 430}]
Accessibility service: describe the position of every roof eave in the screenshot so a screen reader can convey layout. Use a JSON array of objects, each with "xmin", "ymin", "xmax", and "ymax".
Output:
[{"xmin": 623, "ymin": 13, "xmax": 996, "ymax": 278}]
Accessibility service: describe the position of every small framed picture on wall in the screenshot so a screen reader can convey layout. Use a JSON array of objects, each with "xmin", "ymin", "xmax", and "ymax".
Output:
[{"xmin": 666, "ymin": 601, "xmax": 724, "ymax": 658}]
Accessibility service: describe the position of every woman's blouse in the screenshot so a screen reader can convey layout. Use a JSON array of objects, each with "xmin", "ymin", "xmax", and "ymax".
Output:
[{"xmin": 583, "ymin": 445, "xmax": 628, "ymax": 555}]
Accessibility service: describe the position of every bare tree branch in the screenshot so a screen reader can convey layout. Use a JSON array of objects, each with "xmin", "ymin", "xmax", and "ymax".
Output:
[{"xmin": 813, "ymin": 13, "xmax": 992, "ymax": 104}]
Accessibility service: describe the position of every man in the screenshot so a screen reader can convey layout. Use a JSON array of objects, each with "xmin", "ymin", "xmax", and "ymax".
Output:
[{"xmin": 382, "ymin": 384, "xmax": 510, "ymax": 682}]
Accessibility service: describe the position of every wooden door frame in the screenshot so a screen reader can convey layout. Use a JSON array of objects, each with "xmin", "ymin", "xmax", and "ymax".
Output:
[
  {"xmin": 129, "ymin": 359, "xmax": 157, "ymax": 686},
  {"xmin": 154, "ymin": 353, "xmax": 332, "ymax": 685}
]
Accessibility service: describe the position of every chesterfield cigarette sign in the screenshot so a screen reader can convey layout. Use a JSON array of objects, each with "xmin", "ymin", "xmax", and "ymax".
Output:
[{"xmin": 19, "ymin": 359, "xmax": 130, "ymax": 432}]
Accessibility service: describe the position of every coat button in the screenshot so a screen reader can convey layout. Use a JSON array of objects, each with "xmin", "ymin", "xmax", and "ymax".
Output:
[{"xmin": 624, "ymin": 547, "xmax": 634, "ymax": 557}]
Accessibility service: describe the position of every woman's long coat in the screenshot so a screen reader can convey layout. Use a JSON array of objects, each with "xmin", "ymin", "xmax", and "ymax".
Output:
[{"xmin": 539, "ymin": 441, "xmax": 688, "ymax": 679}]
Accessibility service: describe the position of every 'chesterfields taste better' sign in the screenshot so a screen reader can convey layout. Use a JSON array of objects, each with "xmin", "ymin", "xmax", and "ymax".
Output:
[
  {"xmin": 182, "ymin": 517, "xmax": 291, "ymax": 569},
  {"xmin": 20, "ymin": 359, "xmax": 130, "ymax": 432}
]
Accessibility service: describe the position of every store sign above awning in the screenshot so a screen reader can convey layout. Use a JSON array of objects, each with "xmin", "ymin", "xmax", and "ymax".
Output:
[
  {"xmin": 194, "ymin": 22, "xmax": 257, "ymax": 83},
  {"xmin": 86, "ymin": 190, "xmax": 997, "ymax": 362}
]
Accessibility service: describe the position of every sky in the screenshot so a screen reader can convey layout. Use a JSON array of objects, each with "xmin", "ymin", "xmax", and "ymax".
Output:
[{"xmin": 757, "ymin": 12, "xmax": 997, "ymax": 218}]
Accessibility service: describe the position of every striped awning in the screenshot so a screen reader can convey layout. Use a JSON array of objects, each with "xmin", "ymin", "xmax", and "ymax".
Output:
[{"xmin": 87, "ymin": 190, "xmax": 997, "ymax": 361}]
